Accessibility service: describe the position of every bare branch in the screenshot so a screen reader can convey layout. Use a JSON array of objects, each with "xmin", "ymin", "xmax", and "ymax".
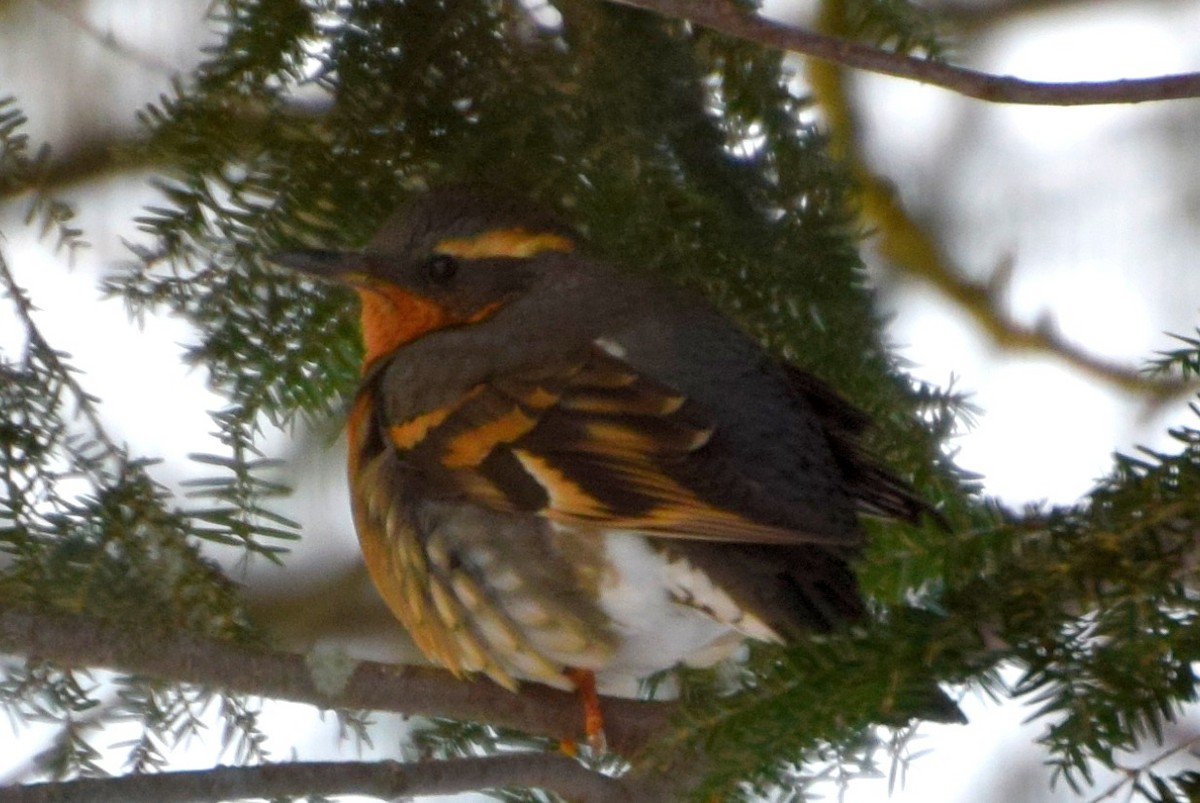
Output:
[
  {"xmin": 0, "ymin": 605, "xmax": 673, "ymax": 758},
  {"xmin": 860, "ymin": 153, "xmax": 1195, "ymax": 401},
  {"xmin": 603, "ymin": 0, "xmax": 1200, "ymax": 105},
  {"xmin": 0, "ymin": 755, "xmax": 634, "ymax": 803}
]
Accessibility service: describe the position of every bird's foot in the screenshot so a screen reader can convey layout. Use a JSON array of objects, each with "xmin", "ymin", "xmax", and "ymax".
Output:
[{"xmin": 563, "ymin": 666, "xmax": 607, "ymax": 754}]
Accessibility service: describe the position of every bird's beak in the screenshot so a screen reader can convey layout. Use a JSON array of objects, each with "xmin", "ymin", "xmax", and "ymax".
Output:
[{"xmin": 266, "ymin": 249, "xmax": 362, "ymax": 282}]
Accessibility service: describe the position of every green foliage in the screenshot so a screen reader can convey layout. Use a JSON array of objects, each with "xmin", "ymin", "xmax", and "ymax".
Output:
[
  {"xmin": 654, "ymin": 608, "xmax": 975, "ymax": 799},
  {"xmin": 842, "ymin": 0, "xmax": 949, "ymax": 59},
  {"xmin": 0, "ymin": 97, "xmax": 273, "ymax": 782},
  {"xmin": 934, "ymin": 342, "xmax": 1200, "ymax": 796},
  {"xmin": 0, "ymin": 663, "xmax": 103, "ymax": 777},
  {"xmin": 0, "ymin": 177, "xmax": 254, "ymax": 643},
  {"xmin": 0, "ymin": 97, "xmax": 84, "ymax": 251},
  {"xmin": 111, "ymin": 680, "xmax": 270, "ymax": 774}
]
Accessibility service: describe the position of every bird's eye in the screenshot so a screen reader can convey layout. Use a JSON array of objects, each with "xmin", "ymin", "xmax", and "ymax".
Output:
[{"xmin": 423, "ymin": 254, "xmax": 458, "ymax": 285}]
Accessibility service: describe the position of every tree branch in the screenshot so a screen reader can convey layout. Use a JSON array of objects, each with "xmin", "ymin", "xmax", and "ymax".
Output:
[
  {"xmin": 0, "ymin": 606, "xmax": 673, "ymax": 759},
  {"xmin": 0, "ymin": 102, "xmax": 327, "ymax": 204},
  {"xmin": 852, "ymin": 157, "xmax": 1197, "ymax": 400},
  {"xmin": 603, "ymin": 0, "xmax": 1200, "ymax": 105},
  {"xmin": 0, "ymin": 755, "xmax": 635, "ymax": 803},
  {"xmin": 0, "ymin": 136, "xmax": 145, "ymax": 201}
]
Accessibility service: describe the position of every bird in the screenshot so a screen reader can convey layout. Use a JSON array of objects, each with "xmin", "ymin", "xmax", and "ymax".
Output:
[{"xmin": 268, "ymin": 186, "xmax": 937, "ymax": 749}]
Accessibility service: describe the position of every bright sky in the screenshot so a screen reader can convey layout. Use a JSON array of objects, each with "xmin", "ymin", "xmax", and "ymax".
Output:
[{"xmin": 2, "ymin": 0, "xmax": 1200, "ymax": 800}]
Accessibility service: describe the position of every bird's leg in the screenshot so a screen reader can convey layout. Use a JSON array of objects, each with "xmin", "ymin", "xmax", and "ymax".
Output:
[{"xmin": 563, "ymin": 666, "xmax": 607, "ymax": 754}]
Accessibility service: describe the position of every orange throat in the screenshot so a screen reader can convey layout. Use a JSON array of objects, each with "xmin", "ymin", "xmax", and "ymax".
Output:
[{"xmin": 354, "ymin": 286, "xmax": 449, "ymax": 370}]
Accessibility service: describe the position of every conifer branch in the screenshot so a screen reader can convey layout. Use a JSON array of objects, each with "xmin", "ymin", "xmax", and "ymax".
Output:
[
  {"xmin": 604, "ymin": 0, "xmax": 1200, "ymax": 105},
  {"xmin": 0, "ymin": 136, "xmax": 143, "ymax": 201},
  {"xmin": 1087, "ymin": 731, "xmax": 1200, "ymax": 803},
  {"xmin": 0, "ymin": 606, "xmax": 673, "ymax": 758},
  {"xmin": 0, "ymin": 252, "xmax": 123, "ymax": 458},
  {"xmin": 0, "ymin": 755, "xmax": 634, "ymax": 803}
]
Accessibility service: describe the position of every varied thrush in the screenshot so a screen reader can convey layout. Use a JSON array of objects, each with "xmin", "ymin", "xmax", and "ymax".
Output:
[{"xmin": 269, "ymin": 187, "xmax": 936, "ymax": 748}]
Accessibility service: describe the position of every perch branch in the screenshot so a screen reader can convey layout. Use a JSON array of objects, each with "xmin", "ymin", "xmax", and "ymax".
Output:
[
  {"xmin": 604, "ymin": 0, "xmax": 1200, "ymax": 105},
  {"xmin": 0, "ymin": 605, "xmax": 673, "ymax": 758}
]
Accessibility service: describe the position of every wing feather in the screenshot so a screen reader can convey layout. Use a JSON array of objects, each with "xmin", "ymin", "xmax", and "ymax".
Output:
[
  {"xmin": 385, "ymin": 344, "xmax": 856, "ymax": 546},
  {"xmin": 780, "ymin": 364, "xmax": 943, "ymax": 527}
]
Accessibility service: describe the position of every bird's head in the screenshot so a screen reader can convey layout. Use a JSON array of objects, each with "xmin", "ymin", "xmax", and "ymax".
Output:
[{"xmin": 269, "ymin": 187, "xmax": 580, "ymax": 368}]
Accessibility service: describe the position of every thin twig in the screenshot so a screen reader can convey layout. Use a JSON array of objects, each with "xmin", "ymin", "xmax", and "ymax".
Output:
[
  {"xmin": 604, "ymin": 0, "xmax": 1200, "ymax": 105},
  {"xmin": 1087, "ymin": 732, "xmax": 1200, "ymax": 803},
  {"xmin": 0, "ymin": 755, "xmax": 634, "ymax": 803}
]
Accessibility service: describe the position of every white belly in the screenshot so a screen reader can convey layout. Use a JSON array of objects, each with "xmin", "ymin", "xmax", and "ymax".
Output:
[{"xmin": 592, "ymin": 532, "xmax": 781, "ymax": 696}]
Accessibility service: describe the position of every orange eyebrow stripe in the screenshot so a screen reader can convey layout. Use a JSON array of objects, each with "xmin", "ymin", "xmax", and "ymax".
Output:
[{"xmin": 435, "ymin": 229, "xmax": 575, "ymax": 259}]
